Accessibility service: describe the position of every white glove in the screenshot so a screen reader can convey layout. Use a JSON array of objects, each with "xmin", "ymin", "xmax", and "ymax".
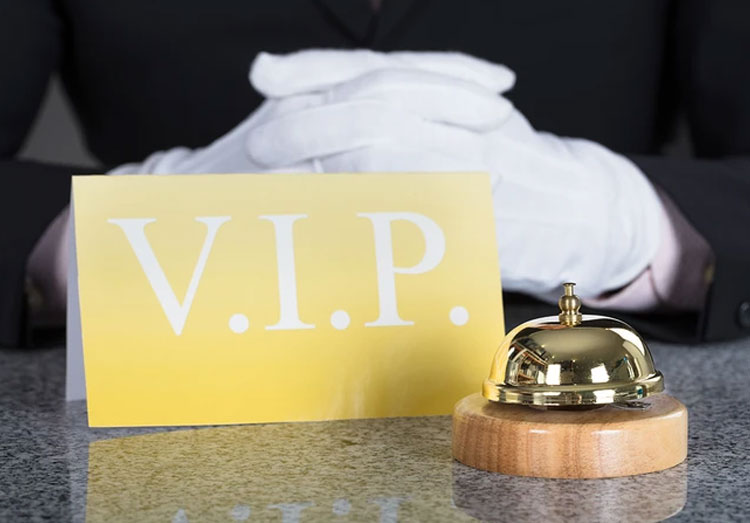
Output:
[
  {"xmin": 246, "ymin": 50, "xmax": 663, "ymax": 299},
  {"xmin": 110, "ymin": 49, "xmax": 516, "ymax": 175}
]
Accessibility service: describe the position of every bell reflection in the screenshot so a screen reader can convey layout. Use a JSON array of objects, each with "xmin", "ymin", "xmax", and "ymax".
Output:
[
  {"xmin": 451, "ymin": 460, "xmax": 687, "ymax": 522},
  {"xmin": 84, "ymin": 418, "xmax": 473, "ymax": 522},
  {"xmin": 505, "ymin": 340, "xmax": 550, "ymax": 386}
]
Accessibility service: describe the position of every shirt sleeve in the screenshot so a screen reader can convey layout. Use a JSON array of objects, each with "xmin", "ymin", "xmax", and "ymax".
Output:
[{"xmin": 584, "ymin": 188, "xmax": 714, "ymax": 313}]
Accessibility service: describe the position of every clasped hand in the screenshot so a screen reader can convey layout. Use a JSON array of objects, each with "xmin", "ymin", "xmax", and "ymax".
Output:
[{"xmin": 113, "ymin": 49, "xmax": 663, "ymax": 299}]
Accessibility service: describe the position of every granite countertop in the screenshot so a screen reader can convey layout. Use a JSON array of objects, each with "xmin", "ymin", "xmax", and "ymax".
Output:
[{"xmin": 1, "ymin": 339, "xmax": 749, "ymax": 522}]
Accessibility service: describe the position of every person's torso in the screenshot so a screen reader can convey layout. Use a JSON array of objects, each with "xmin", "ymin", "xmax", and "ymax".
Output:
[{"xmin": 57, "ymin": 0, "xmax": 674, "ymax": 166}]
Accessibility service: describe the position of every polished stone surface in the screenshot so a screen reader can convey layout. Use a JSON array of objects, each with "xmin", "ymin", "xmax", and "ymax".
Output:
[{"xmin": 1, "ymin": 339, "xmax": 749, "ymax": 522}]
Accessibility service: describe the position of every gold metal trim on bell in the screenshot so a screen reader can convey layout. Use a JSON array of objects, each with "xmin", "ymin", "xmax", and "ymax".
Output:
[{"xmin": 483, "ymin": 283, "xmax": 664, "ymax": 407}]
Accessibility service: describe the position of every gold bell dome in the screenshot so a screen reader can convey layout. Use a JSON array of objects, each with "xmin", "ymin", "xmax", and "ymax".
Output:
[{"xmin": 482, "ymin": 283, "xmax": 664, "ymax": 407}]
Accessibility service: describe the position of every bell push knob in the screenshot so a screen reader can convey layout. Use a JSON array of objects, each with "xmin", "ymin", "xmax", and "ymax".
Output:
[{"xmin": 558, "ymin": 282, "xmax": 582, "ymax": 326}]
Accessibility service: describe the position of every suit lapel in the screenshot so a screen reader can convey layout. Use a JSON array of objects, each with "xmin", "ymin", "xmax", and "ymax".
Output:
[
  {"xmin": 315, "ymin": 0, "xmax": 375, "ymax": 43},
  {"xmin": 375, "ymin": 0, "xmax": 421, "ymax": 42}
]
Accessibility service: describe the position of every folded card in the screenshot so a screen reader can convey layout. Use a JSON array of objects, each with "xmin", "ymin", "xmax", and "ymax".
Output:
[{"xmin": 67, "ymin": 173, "xmax": 503, "ymax": 426}]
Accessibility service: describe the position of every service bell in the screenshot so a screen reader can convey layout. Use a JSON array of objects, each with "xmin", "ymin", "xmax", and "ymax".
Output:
[
  {"xmin": 483, "ymin": 282, "xmax": 664, "ymax": 407},
  {"xmin": 452, "ymin": 282, "xmax": 687, "ymax": 478}
]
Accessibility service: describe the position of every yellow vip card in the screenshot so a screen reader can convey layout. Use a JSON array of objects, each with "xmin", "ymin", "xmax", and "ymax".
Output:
[{"xmin": 70, "ymin": 173, "xmax": 503, "ymax": 427}]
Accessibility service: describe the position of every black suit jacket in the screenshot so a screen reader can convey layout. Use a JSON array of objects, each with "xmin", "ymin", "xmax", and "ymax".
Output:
[{"xmin": 1, "ymin": 0, "xmax": 749, "ymax": 346}]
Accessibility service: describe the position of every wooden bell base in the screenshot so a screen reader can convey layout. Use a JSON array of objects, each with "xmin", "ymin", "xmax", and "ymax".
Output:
[{"xmin": 452, "ymin": 393, "xmax": 687, "ymax": 478}]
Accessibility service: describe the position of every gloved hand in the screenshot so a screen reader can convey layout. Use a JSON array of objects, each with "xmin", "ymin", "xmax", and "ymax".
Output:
[
  {"xmin": 110, "ymin": 50, "xmax": 516, "ymax": 175},
  {"xmin": 246, "ymin": 50, "xmax": 664, "ymax": 299}
]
